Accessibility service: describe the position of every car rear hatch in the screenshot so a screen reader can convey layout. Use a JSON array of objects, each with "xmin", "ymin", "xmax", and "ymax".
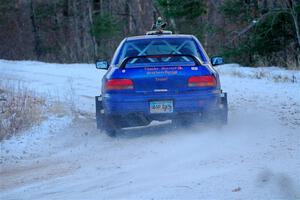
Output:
[{"xmin": 110, "ymin": 54, "xmax": 216, "ymax": 95}]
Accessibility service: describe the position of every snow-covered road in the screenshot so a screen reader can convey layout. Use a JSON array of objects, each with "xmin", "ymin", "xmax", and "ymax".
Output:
[{"xmin": 1, "ymin": 60, "xmax": 300, "ymax": 199}]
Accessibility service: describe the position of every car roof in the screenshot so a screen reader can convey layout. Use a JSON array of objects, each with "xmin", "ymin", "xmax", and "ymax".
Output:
[{"xmin": 125, "ymin": 34, "xmax": 195, "ymax": 41}]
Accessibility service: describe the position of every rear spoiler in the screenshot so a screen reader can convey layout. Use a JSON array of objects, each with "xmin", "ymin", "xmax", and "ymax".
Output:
[{"xmin": 119, "ymin": 54, "xmax": 203, "ymax": 69}]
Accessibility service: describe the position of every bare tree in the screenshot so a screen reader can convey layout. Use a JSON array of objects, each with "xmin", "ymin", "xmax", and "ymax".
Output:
[
  {"xmin": 29, "ymin": 0, "xmax": 41, "ymax": 59},
  {"xmin": 280, "ymin": 0, "xmax": 300, "ymax": 48},
  {"xmin": 228, "ymin": 0, "xmax": 300, "ymax": 48}
]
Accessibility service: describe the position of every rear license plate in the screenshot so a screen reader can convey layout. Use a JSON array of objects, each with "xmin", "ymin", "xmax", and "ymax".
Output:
[{"xmin": 150, "ymin": 100, "xmax": 173, "ymax": 114}]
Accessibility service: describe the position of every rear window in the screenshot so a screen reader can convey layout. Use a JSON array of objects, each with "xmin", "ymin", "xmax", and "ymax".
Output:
[{"xmin": 116, "ymin": 38, "xmax": 201, "ymax": 67}]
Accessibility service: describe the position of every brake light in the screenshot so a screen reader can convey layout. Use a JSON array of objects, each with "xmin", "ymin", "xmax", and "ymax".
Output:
[
  {"xmin": 105, "ymin": 79, "xmax": 134, "ymax": 90},
  {"xmin": 188, "ymin": 75, "xmax": 216, "ymax": 87}
]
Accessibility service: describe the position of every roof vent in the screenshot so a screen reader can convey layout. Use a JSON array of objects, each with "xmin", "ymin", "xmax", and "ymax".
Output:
[{"xmin": 146, "ymin": 30, "xmax": 172, "ymax": 35}]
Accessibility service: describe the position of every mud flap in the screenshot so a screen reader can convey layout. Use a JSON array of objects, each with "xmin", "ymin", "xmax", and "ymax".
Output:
[
  {"xmin": 95, "ymin": 96, "xmax": 117, "ymax": 137},
  {"xmin": 220, "ymin": 92, "xmax": 228, "ymax": 124},
  {"xmin": 95, "ymin": 96, "xmax": 103, "ymax": 129}
]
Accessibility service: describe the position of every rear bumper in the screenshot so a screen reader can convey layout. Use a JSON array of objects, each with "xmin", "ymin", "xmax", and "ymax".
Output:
[{"xmin": 98, "ymin": 91, "xmax": 224, "ymax": 116}]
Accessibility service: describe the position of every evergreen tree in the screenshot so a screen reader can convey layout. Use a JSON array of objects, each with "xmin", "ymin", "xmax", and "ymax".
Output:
[
  {"xmin": 219, "ymin": 0, "xmax": 300, "ymax": 67},
  {"xmin": 155, "ymin": 0, "xmax": 207, "ymax": 40}
]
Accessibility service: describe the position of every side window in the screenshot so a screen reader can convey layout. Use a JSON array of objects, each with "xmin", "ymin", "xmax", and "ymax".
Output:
[{"xmin": 192, "ymin": 37, "xmax": 209, "ymax": 63}]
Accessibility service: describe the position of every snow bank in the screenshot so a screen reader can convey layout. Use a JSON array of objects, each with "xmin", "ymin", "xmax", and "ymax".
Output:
[
  {"xmin": 217, "ymin": 64, "xmax": 300, "ymax": 83},
  {"xmin": 1, "ymin": 116, "xmax": 72, "ymax": 164},
  {"xmin": 0, "ymin": 59, "xmax": 106, "ymax": 112}
]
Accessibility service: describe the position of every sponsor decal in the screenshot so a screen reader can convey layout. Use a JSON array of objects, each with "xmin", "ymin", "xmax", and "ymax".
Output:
[
  {"xmin": 145, "ymin": 66, "xmax": 183, "ymax": 75},
  {"xmin": 155, "ymin": 77, "xmax": 168, "ymax": 81}
]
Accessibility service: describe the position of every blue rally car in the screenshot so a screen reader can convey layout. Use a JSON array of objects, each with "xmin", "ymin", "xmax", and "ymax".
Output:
[{"xmin": 95, "ymin": 31, "xmax": 228, "ymax": 136}]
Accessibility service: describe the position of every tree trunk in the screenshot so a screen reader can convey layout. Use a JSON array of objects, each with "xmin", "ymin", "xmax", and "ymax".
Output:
[
  {"xmin": 291, "ymin": 9, "xmax": 300, "ymax": 48},
  {"xmin": 29, "ymin": 0, "xmax": 40, "ymax": 59},
  {"xmin": 88, "ymin": 1, "xmax": 98, "ymax": 59}
]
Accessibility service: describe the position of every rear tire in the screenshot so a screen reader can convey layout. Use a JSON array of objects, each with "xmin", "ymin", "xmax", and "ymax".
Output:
[
  {"xmin": 106, "ymin": 129, "xmax": 117, "ymax": 137},
  {"xmin": 202, "ymin": 93, "xmax": 228, "ymax": 128},
  {"xmin": 172, "ymin": 114, "xmax": 196, "ymax": 128},
  {"xmin": 102, "ymin": 115, "xmax": 119, "ymax": 137}
]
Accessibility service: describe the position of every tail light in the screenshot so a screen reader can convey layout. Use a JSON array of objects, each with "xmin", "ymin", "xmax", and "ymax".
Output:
[
  {"xmin": 105, "ymin": 79, "xmax": 134, "ymax": 90},
  {"xmin": 188, "ymin": 75, "xmax": 216, "ymax": 87}
]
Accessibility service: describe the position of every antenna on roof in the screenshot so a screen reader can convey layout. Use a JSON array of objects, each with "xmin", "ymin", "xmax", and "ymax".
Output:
[{"xmin": 146, "ymin": 17, "xmax": 172, "ymax": 35}]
